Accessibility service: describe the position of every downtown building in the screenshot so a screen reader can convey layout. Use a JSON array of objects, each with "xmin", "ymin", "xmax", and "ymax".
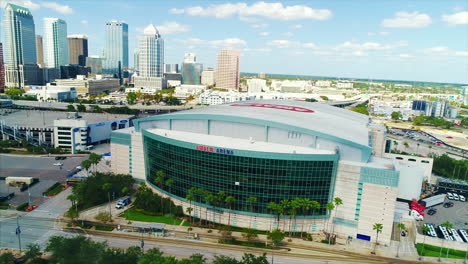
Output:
[
  {"xmin": 133, "ymin": 24, "xmax": 164, "ymax": 92},
  {"xmin": 103, "ymin": 21, "xmax": 128, "ymax": 80},
  {"xmin": 43, "ymin": 18, "xmax": 68, "ymax": 81},
  {"xmin": 215, "ymin": 49, "xmax": 240, "ymax": 91},
  {"xmin": 3, "ymin": 3, "xmax": 43, "ymax": 88},
  {"xmin": 111, "ymin": 100, "xmax": 430, "ymax": 245},
  {"xmin": 36, "ymin": 35, "xmax": 44, "ymax": 67},
  {"xmin": 68, "ymin": 34, "xmax": 88, "ymax": 66}
]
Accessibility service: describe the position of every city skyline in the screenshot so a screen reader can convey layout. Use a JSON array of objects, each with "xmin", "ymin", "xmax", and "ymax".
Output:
[{"xmin": 0, "ymin": 0, "xmax": 467, "ymax": 84}]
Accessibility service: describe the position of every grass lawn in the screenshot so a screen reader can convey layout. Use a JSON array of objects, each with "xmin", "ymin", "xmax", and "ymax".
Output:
[
  {"xmin": 122, "ymin": 209, "xmax": 183, "ymax": 225},
  {"xmin": 95, "ymin": 225, "xmax": 114, "ymax": 231},
  {"xmin": 416, "ymin": 243, "xmax": 467, "ymax": 259}
]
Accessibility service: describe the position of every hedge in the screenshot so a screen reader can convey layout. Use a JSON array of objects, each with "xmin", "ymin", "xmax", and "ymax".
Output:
[{"xmin": 16, "ymin": 202, "xmax": 29, "ymax": 211}]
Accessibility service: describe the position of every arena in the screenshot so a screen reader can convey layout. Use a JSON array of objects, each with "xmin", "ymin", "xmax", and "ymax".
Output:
[{"xmin": 111, "ymin": 100, "xmax": 426, "ymax": 244}]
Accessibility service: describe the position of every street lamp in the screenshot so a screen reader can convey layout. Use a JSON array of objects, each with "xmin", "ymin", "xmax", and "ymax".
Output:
[{"xmin": 16, "ymin": 216, "xmax": 22, "ymax": 252}]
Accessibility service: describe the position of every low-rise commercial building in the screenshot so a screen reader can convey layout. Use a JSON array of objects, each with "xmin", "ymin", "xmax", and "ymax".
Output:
[
  {"xmin": 54, "ymin": 75, "xmax": 120, "ymax": 96},
  {"xmin": 24, "ymin": 83, "xmax": 77, "ymax": 102}
]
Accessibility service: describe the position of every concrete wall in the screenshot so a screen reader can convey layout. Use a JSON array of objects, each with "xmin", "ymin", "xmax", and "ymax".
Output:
[
  {"xmin": 384, "ymin": 153, "xmax": 433, "ymax": 183},
  {"xmin": 130, "ymin": 132, "xmax": 146, "ymax": 181},
  {"xmin": 110, "ymin": 143, "xmax": 129, "ymax": 174}
]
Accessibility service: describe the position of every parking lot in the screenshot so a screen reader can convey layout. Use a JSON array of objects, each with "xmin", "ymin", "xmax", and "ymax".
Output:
[
  {"xmin": 0, "ymin": 154, "xmax": 88, "ymax": 207},
  {"xmin": 420, "ymin": 199, "xmax": 467, "ymax": 230}
]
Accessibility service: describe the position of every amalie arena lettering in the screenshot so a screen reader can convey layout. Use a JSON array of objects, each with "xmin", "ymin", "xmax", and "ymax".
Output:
[
  {"xmin": 196, "ymin": 145, "xmax": 234, "ymax": 155},
  {"xmin": 230, "ymin": 103, "xmax": 314, "ymax": 113}
]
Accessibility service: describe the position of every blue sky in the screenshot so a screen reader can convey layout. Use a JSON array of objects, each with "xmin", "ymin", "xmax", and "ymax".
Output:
[{"xmin": 2, "ymin": 0, "xmax": 468, "ymax": 83}]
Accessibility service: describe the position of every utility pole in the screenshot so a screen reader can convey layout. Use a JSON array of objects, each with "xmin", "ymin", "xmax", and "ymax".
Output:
[{"xmin": 16, "ymin": 216, "xmax": 22, "ymax": 252}]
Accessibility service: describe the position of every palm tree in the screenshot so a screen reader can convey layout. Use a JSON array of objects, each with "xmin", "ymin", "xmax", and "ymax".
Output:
[
  {"xmin": 204, "ymin": 191, "xmax": 215, "ymax": 227},
  {"xmin": 216, "ymin": 191, "xmax": 226, "ymax": 225},
  {"xmin": 280, "ymin": 199, "xmax": 290, "ymax": 231},
  {"xmin": 225, "ymin": 196, "xmax": 236, "ymax": 226},
  {"xmin": 81, "ymin": 159, "xmax": 91, "ymax": 176},
  {"xmin": 246, "ymin": 196, "xmax": 258, "ymax": 229},
  {"xmin": 419, "ymin": 225, "xmax": 430, "ymax": 261},
  {"xmin": 186, "ymin": 192, "xmax": 195, "ymax": 224},
  {"xmin": 195, "ymin": 188, "xmax": 206, "ymax": 225},
  {"xmin": 102, "ymin": 183, "xmax": 112, "ymax": 219},
  {"xmin": 372, "ymin": 223, "xmax": 383, "ymax": 254},
  {"xmin": 165, "ymin": 178, "xmax": 174, "ymax": 223},
  {"xmin": 324, "ymin": 203, "xmax": 335, "ymax": 236},
  {"xmin": 440, "ymin": 221, "xmax": 453, "ymax": 261},
  {"xmin": 310, "ymin": 200, "xmax": 321, "ymax": 234},
  {"xmin": 67, "ymin": 194, "xmax": 78, "ymax": 211},
  {"xmin": 396, "ymin": 223, "xmax": 406, "ymax": 257},
  {"xmin": 289, "ymin": 198, "xmax": 301, "ymax": 236},
  {"xmin": 267, "ymin": 202, "xmax": 282, "ymax": 230},
  {"xmin": 299, "ymin": 198, "xmax": 312, "ymax": 237},
  {"xmin": 403, "ymin": 142, "xmax": 409, "ymax": 149},
  {"xmin": 88, "ymin": 153, "xmax": 101, "ymax": 173},
  {"xmin": 155, "ymin": 170, "xmax": 166, "ymax": 213},
  {"xmin": 331, "ymin": 197, "xmax": 343, "ymax": 238}
]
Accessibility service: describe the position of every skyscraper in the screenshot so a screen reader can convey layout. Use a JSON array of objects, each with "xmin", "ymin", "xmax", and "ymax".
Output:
[
  {"xmin": 215, "ymin": 49, "xmax": 240, "ymax": 91},
  {"xmin": 0, "ymin": 43, "xmax": 4, "ymax": 91},
  {"xmin": 184, "ymin": 53, "xmax": 196, "ymax": 63},
  {"xmin": 68, "ymin": 34, "xmax": 88, "ymax": 66},
  {"xmin": 104, "ymin": 21, "xmax": 128, "ymax": 79},
  {"xmin": 133, "ymin": 24, "xmax": 164, "ymax": 91},
  {"xmin": 3, "ymin": 3, "xmax": 42, "ymax": 88},
  {"xmin": 43, "ymin": 18, "xmax": 69, "ymax": 68},
  {"xmin": 36, "ymin": 35, "xmax": 44, "ymax": 67},
  {"xmin": 181, "ymin": 62, "xmax": 203, "ymax": 85},
  {"xmin": 86, "ymin": 56, "xmax": 103, "ymax": 76},
  {"xmin": 134, "ymin": 48, "xmax": 140, "ymax": 71}
]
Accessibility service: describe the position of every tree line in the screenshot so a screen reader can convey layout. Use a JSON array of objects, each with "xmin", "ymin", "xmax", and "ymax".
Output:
[{"xmin": 0, "ymin": 235, "xmax": 271, "ymax": 264}]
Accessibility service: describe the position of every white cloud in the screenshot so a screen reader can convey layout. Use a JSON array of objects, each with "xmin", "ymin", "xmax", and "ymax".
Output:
[
  {"xmin": 368, "ymin": 31, "xmax": 390, "ymax": 36},
  {"xmin": 335, "ymin": 40, "xmax": 408, "ymax": 51},
  {"xmin": 157, "ymin": 22, "xmax": 190, "ymax": 35},
  {"xmin": 290, "ymin": 24, "xmax": 303, "ymax": 29},
  {"xmin": 382, "ymin": 11, "xmax": 432, "ymax": 28},
  {"xmin": 259, "ymin": 32, "xmax": 270, "ymax": 36},
  {"xmin": 442, "ymin": 11, "xmax": 468, "ymax": 25},
  {"xmin": 81, "ymin": 20, "xmax": 88, "ymax": 26},
  {"xmin": 421, "ymin": 46, "xmax": 468, "ymax": 57},
  {"xmin": 1, "ymin": 0, "xmax": 40, "ymax": 10},
  {"xmin": 250, "ymin": 23, "xmax": 268, "ymax": 29},
  {"xmin": 283, "ymin": 32, "xmax": 294, "ymax": 37},
  {"xmin": 399, "ymin": 54, "xmax": 413, "ymax": 58},
  {"xmin": 170, "ymin": 2, "xmax": 332, "ymax": 21},
  {"xmin": 379, "ymin": 31, "xmax": 390, "ymax": 36},
  {"xmin": 42, "ymin": 1, "xmax": 73, "ymax": 14},
  {"xmin": 267, "ymin": 40, "xmax": 316, "ymax": 49},
  {"xmin": 179, "ymin": 38, "xmax": 247, "ymax": 49}
]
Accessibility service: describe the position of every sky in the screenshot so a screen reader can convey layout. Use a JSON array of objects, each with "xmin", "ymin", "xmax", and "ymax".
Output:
[{"xmin": 1, "ymin": 0, "xmax": 468, "ymax": 84}]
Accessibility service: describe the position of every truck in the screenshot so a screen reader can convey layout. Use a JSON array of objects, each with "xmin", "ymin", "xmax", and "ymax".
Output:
[
  {"xmin": 421, "ymin": 194, "xmax": 446, "ymax": 208},
  {"xmin": 115, "ymin": 196, "xmax": 131, "ymax": 209},
  {"xmin": 410, "ymin": 209, "xmax": 424, "ymax": 221},
  {"xmin": 410, "ymin": 200, "xmax": 425, "ymax": 215}
]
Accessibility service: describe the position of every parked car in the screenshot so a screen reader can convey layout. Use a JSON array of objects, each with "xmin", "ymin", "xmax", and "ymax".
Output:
[
  {"xmin": 55, "ymin": 156, "xmax": 61, "ymax": 160},
  {"xmin": 459, "ymin": 195, "xmax": 466, "ymax": 202},
  {"xmin": 53, "ymin": 162, "xmax": 63, "ymax": 166},
  {"xmin": 453, "ymin": 193, "xmax": 460, "ymax": 201},
  {"xmin": 427, "ymin": 208, "xmax": 437, "ymax": 215},
  {"xmin": 115, "ymin": 196, "xmax": 131, "ymax": 209},
  {"xmin": 443, "ymin": 202, "xmax": 454, "ymax": 208},
  {"xmin": 447, "ymin": 192, "xmax": 454, "ymax": 200}
]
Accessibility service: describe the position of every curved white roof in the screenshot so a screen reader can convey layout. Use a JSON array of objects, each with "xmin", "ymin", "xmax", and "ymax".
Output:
[
  {"xmin": 143, "ymin": 24, "xmax": 159, "ymax": 35},
  {"xmin": 164, "ymin": 100, "xmax": 371, "ymax": 146}
]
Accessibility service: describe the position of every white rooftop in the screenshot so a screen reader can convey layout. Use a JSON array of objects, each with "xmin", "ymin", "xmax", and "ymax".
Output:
[
  {"xmin": 166, "ymin": 100, "xmax": 371, "ymax": 147},
  {"xmin": 147, "ymin": 128, "xmax": 335, "ymax": 155}
]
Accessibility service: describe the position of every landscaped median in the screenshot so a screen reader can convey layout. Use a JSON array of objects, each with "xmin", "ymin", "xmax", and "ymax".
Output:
[
  {"xmin": 416, "ymin": 243, "xmax": 468, "ymax": 259},
  {"xmin": 43, "ymin": 182, "xmax": 69, "ymax": 197},
  {"xmin": 120, "ymin": 208, "xmax": 189, "ymax": 226}
]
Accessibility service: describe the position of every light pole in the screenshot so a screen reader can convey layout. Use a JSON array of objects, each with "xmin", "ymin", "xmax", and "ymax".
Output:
[{"xmin": 16, "ymin": 216, "xmax": 22, "ymax": 252}]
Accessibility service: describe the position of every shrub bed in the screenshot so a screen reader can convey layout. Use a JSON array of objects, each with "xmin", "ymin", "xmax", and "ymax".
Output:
[
  {"xmin": 95, "ymin": 225, "xmax": 114, "ymax": 231},
  {"xmin": 16, "ymin": 202, "xmax": 29, "ymax": 211}
]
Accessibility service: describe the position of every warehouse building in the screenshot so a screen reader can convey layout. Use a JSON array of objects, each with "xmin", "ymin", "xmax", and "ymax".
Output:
[{"xmin": 110, "ymin": 100, "xmax": 426, "ymax": 244}]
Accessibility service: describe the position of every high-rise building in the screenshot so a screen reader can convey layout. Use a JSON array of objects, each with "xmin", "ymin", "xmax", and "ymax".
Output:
[
  {"xmin": 164, "ymin": 63, "xmax": 178, "ymax": 73},
  {"xmin": 0, "ymin": 43, "xmax": 4, "ymax": 91},
  {"xmin": 215, "ymin": 49, "xmax": 240, "ymax": 91},
  {"xmin": 103, "ymin": 21, "xmax": 128, "ymax": 79},
  {"xmin": 3, "ymin": 3, "xmax": 42, "ymax": 88},
  {"xmin": 86, "ymin": 56, "xmax": 103, "ymax": 76},
  {"xmin": 247, "ymin": 78, "xmax": 267, "ymax": 93},
  {"xmin": 68, "ymin": 34, "xmax": 88, "ymax": 66},
  {"xmin": 184, "ymin": 53, "xmax": 196, "ymax": 63},
  {"xmin": 201, "ymin": 67, "xmax": 215, "ymax": 86},
  {"xmin": 43, "ymin": 18, "xmax": 69, "ymax": 69},
  {"xmin": 133, "ymin": 24, "xmax": 164, "ymax": 91},
  {"xmin": 181, "ymin": 63, "xmax": 203, "ymax": 85},
  {"xmin": 36, "ymin": 35, "xmax": 44, "ymax": 67},
  {"xmin": 134, "ymin": 49, "xmax": 140, "ymax": 70}
]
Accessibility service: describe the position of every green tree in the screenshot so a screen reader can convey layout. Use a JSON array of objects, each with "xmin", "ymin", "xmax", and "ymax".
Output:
[
  {"xmin": 102, "ymin": 183, "xmax": 113, "ymax": 219},
  {"xmin": 0, "ymin": 252, "xmax": 15, "ymax": 264},
  {"xmin": 310, "ymin": 200, "xmax": 321, "ymax": 233},
  {"xmin": 242, "ymin": 228, "xmax": 258, "ymax": 242},
  {"xmin": 24, "ymin": 243, "xmax": 42, "ymax": 261},
  {"xmin": 267, "ymin": 202, "xmax": 282, "ymax": 228},
  {"xmin": 396, "ymin": 223, "xmax": 406, "ymax": 257},
  {"xmin": 95, "ymin": 211, "xmax": 112, "ymax": 223},
  {"xmin": 186, "ymin": 192, "xmax": 195, "ymax": 224},
  {"xmin": 246, "ymin": 196, "xmax": 258, "ymax": 229},
  {"xmin": 225, "ymin": 195, "xmax": 236, "ymax": 226},
  {"xmin": 138, "ymin": 248, "xmax": 165, "ymax": 264},
  {"xmin": 325, "ymin": 202, "xmax": 335, "ymax": 236},
  {"xmin": 331, "ymin": 197, "xmax": 343, "ymax": 239},
  {"xmin": 81, "ymin": 159, "xmax": 92, "ymax": 176},
  {"xmin": 88, "ymin": 153, "xmax": 102, "ymax": 173},
  {"xmin": 155, "ymin": 170, "xmax": 166, "ymax": 213},
  {"xmin": 267, "ymin": 229, "xmax": 285, "ymax": 248},
  {"xmin": 126, "ymin": 92, "xmax": 137, "ymax": 104},
  {"xmin": 46, "ymin": 235, "xmax": 106, "ymax": 264},
  {"xmin": 5, "ymin": 88, "xmax": 25, "ymax": 97},
  {"xmin": 320, "ymin": 95, "xmax": 329, "ymax": 101},
  {"xmin": 440, "ymin": 221, "xmax": 453, "ymax": 261},
  {"xmin": 419, "ymin": 225, "xmax": 430, "ymax": 261},
  {"xmin": 67, "ymin": 104, "xmax": 76, "ymax": 112},
  {"xmin": 279, "ymin": 199, "xmax": 290, "ymax": 231},
  {"xmin": 403, "ymin": 142, "xmax": 409, "ymax": 149},
  {"xmin": 372, "ymin": 223, "xmax": 383, "ymax": 254},
  {"xmin": 77, "ymin": 104, "xmax": 86, "ymax": 112},
  {"xmin": 391, "ymin": 111, "xmax": 403, "ymax": 121},
  {"xmin": 65, "ymin": 207, "xmax": 79, "ymax": 222},
  {"xmin": 305, "ymin": 98, "xmax": 317, "ymax": 102}
]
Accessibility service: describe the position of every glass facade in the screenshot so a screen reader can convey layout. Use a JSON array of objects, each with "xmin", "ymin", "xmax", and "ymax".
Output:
[{"xmin": 144, "ymin": 136, "xmax": 337, "ymax": 216}]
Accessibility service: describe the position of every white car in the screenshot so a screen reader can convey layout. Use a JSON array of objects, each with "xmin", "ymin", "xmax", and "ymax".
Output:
[
  {"xmin": 459, "ymin": 195, "xmax": 466, "ymax": 202},
  {"xmin": 447, "ymin": 192, "xmax": 454, "ymax": 200},
  {"xmin": 453, "ymin": 193, "xmax": 460, "ymax": 201},
  {"xmin": 53, "ymin": 162, "xmax": 63, "ymax": 166}
]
